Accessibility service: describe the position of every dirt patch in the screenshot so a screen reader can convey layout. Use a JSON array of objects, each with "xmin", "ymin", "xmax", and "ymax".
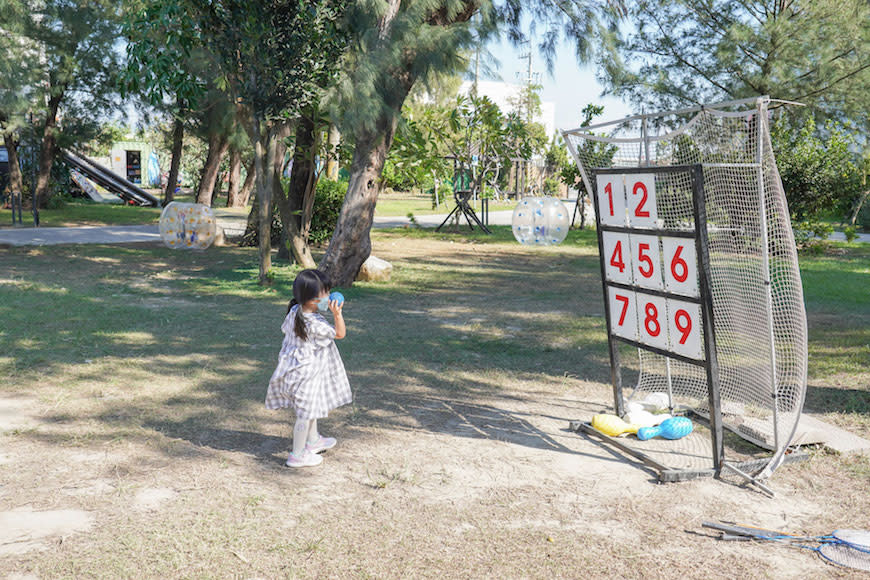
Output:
[
  {"xmin": 0, "ymin": 236, "xmax": 867, "ymax": 578},
  {"xmin": 0, "ymin": 509, "xmax": 94, "ymax": 556}
]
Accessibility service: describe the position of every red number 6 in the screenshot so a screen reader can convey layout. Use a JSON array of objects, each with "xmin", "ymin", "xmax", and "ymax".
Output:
[{"xmin": 671, "ymin": 245, "xmax": 689, "ymax": 283}]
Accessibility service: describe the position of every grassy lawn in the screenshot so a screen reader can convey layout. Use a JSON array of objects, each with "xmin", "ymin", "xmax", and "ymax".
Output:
[
  {"xmin": 1, "ymin": 190, "xmax": 520, "ymax": 229},
  {"xmin": 0, "ymin": 229, "xmax": 868, "ymax": 578},
  {"xmin": 1, "ymin": 201, "xmax": 162, "ymax": 228},
  {"xmin": 374, "ymin": 191, "xmax": 518, "ymax": 217}
]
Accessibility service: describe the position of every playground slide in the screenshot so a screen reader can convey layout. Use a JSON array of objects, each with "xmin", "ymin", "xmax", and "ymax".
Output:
[
  {"xmin": 68, "ymin": 168, "xmax": 123, "ymax": 204},
  {"xmin": 61, "ymin": 150, "xmax": 161, "ymax": 207}
]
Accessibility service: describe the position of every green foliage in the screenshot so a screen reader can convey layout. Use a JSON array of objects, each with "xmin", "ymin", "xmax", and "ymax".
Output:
[
  {"xmin": 603, "ymin": 0, "xmax": 870, "ymax": 121},
  {"xmin": 859, "ymin": 203, "xmax": 870, "ymax": 231},
  {"xmin": 793, "ymin": 221, "xmax": 834, "ymax": 254},
  {"xmin": 1, "ymin": 0, "xmax": 125, "ymax": 144},
  {"xmin": 843, "ymin": 226, "xmax": 858, "ymax": 243},
  {"xmin": 770, "ymin": 117, "xmax": 863, "ymax": 220},
  {"xmin": 309, "ymin": 178, "xmax": 348, "ymax": 245}
]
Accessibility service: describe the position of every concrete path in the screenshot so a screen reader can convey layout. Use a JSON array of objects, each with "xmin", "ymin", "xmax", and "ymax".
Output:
[
  {"xmin": 2, "ymin": 209, "xmax": 868, "ymax": 246},
  {"xmin": 0, "ymin": 209, "xmax": 518, "ymax": 246}
]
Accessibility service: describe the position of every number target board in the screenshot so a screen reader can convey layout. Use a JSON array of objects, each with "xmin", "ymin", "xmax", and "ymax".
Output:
[{"xmin": 594, "ymin": 167, "xmax": 711, "ymax": 365}]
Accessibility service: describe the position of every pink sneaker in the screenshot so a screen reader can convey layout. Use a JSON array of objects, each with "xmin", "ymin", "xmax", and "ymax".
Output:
[
  {"xmin": 285, "ymin": 450, "xmax": 323, "ymax": 468},
  {"xmin": 305, "ymin": 436, "xmax": 337, "ymax": 454}
]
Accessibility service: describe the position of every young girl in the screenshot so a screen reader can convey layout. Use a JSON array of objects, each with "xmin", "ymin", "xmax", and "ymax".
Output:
[{"xmin": 265, "ymin": 269, "xmax": 351, "ymax": 468}]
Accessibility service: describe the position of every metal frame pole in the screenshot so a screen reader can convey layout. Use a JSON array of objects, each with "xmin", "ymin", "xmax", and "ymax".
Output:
[{"xmin": 691, "ymin": 164, "xmax": 725, "ymax": 473}]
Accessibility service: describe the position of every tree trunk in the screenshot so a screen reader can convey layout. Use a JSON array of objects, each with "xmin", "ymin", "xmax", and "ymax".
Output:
[
  {"xmin": 225, "ymin": 147, "xmax": 242, "ymax": 207},
  {"xmin": 164, "ymin": 107, "xmax": 184, "ymax": 206},
  {"xmin": 252, "ymin": 115, "xmax": 277, "ymax": 284},
  {"xmin": 238, "ymin": 159, "xmax": 255, "ymax": 206},
  {"xmin": 196, "ymin": 131, "xmax": 229, "ymax": 206},
  {"xmin": 34, "ymin": 88, "xmax": 64, "ymax": 209},
  {"xmin": 276, "ymin": 114, "xmax": 318, "ymax": 268},
  {"xmin": 325, "ymin": 124, "xmax": 340, "ymax": 180},
  {"xmin": 269, "ymin": 120, "xmax": 295, "ymax": 262},
  {"xmin": 1, "ymin": 123, "xmax": 24, "ymax": 199},
  {"xmin": 318, "ymin": 0, "xmax": 477, "ymax": 286},
  {"xmin": 318, "ymin": 113, "xmax": 402, "ymax": 287}
]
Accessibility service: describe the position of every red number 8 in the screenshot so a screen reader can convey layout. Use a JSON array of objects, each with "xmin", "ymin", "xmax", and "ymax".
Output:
[{"xmin": 644, "ymin": 303, "xmax": 660, "ymax": 337}]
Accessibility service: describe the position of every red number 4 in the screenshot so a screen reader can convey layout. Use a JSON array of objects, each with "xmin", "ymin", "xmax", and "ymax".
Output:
[{"xmin": 610, "ymin": 240, "xmax": 626, "ymax": 273}]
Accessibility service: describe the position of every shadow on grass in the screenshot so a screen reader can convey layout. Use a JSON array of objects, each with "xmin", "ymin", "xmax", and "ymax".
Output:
[{"xmin": 3, "ymin": 232, "xmax": 868, "ymax": 469}]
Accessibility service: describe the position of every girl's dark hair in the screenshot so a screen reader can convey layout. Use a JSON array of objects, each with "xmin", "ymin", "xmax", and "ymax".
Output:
[{"xmin": 288, "ymin": 269, "xmax": 331, "ymax": 340}]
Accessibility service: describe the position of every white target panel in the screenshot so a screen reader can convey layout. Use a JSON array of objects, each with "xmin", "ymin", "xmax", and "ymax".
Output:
[
  {"xmin": 596, "ymin": 174, "xmax": 626, "ymax": 226},
  {"xmin": 636, "ymin": 293, "xmax": 669, "ymax": 350},
  {"xmin": 602, "ymin": 232, "xmax": 633, "ymax": 285},
  {"xmin": 626, "ymin": 174, "xmax": 658, "ymax": 228},
  {"xmin": 662, "ymin": 237, "xmax": 699, "ymax": 297},
  {"xmin": 608, "ymin": 287, "xmax": 638, "ymax": 341},
  {"xmin": 630, "ymin": 234, "xmax": 664, "ymax": 291},
  {"xmin": 666, "ymin": 299, "xmax": 703, "ymax": 360}
]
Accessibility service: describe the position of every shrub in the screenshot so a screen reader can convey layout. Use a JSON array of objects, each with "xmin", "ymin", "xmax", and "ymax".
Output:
[
  {"xmin": 844, "ymin": 226, "xmax": 858, "ymax": 243},
  {"xmin": 793, "ymin": 221, "xmax": 833, "ymax": 254},
  {"xmin": 239, "ymin": 178, "xmax": 348, "ymax": 249},
  {"xmin": 309, "ymin": 178, "xmax": 347, "ymax": 245}
]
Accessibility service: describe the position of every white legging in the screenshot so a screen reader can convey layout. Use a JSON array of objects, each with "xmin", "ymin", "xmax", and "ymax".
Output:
[{"xmin": 292, "ymin": 418, "xmax": 320, "ymax": 456}]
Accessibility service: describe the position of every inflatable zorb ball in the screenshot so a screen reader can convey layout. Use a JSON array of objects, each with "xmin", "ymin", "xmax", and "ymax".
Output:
[
  {"xmin": 512, "ymin": 197, "xmax": 570, "ymax": 245},
  {"xmin": 159, "ymin": 202, "xmax": 217, "ymax": 250}
]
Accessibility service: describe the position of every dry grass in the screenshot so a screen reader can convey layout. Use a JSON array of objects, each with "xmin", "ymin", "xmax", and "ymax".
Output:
[{"xmin": 0, "ymin": 230, "xmax": 868, "ymax": 579}]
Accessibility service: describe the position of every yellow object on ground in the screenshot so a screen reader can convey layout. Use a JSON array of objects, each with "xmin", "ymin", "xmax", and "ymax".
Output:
[{"xmin": 591, "ymin": 414, "xmax": 640, "ymax": 437}]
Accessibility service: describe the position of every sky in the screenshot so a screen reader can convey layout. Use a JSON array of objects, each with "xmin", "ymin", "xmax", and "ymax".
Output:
[{"xmin": 481, "ymin": 36, "xmax": 635, "ymax": 132}]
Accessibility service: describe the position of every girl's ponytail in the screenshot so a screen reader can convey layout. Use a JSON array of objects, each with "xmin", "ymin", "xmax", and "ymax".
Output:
[{"xmin": 293, "ymin": 306, "xmax": 308, "ymax": 341}]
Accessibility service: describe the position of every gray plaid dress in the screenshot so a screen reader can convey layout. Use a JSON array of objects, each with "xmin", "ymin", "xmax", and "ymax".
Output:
[{"xmin": 265, "ymin": 305, "xmax": 352, "ymax": 419}]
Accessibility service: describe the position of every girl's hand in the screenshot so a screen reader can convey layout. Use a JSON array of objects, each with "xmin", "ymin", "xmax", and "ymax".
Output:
[{"xmin": 328, "ymin": 299, "xmax": 343, "ymax": 317}]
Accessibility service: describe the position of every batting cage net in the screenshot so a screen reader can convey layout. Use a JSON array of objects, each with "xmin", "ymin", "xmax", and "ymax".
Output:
[{"xmin": 563, "ymin": 97, "xmax": 807, "ymax": 476}]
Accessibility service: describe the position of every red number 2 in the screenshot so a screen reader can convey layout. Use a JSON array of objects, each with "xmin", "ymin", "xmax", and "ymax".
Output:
[
  {"xmin": 674, "ymin": 309, "xmax": 692, "ymax": 344},
  {"xmin": 633, "ymin": 182, "xmax": 650, "ymax": 218}
]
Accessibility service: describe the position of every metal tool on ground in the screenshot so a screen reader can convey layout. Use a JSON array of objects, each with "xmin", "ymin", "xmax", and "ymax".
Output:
[{"xmin": 702, "ymin": 521, "xmax": 870, "ymax": 572}]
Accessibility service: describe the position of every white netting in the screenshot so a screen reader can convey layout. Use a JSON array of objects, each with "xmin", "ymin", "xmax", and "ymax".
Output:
[{"xmin": 564, "ymin": 98, "xmax": 807, "ymax": 462}]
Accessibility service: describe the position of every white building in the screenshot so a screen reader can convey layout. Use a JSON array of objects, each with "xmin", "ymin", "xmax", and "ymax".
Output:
[{"xmin": 459, "ymin": 80, "xmax": 557, "ymax": 138}]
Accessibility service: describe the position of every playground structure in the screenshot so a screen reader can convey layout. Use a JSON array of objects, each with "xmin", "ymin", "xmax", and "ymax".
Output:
[
  {"xmin": 62, "ymin": 149, "xmax": 161, "ymax": 207},
  {"xmin": 563, "ymin": 97, "xmax": 808, "ymax": 490}
]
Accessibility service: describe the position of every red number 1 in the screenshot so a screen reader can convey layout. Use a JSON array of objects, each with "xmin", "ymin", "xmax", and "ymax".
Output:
[{"xmin": 604, "ymin": 182, "xmax": 614, "ymax": 216}]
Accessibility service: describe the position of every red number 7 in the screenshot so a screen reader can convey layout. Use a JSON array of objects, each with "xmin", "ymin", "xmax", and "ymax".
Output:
[{"xmin": 615, "ymin": 294, "xmax": 630, "ymax": 326}]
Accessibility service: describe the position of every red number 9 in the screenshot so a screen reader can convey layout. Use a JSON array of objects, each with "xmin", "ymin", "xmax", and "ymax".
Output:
[{"xmin": 674, "ymin": 309, "xmax": 692, "ymax": 344}]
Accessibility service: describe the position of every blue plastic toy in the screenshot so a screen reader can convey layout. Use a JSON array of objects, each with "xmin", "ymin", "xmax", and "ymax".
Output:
[
  {"xmin": 636, "ymin": 416, "xmax": 693, "ymax": 441},
  {"xmin": 329, "ymin": 291, "xmax": 345, "ymax": 306}
]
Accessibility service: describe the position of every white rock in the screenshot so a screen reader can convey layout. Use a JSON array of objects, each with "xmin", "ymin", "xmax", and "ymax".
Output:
[{"xmin": 356, "ymin": 255, "xmax": 393, "ymax": 282}]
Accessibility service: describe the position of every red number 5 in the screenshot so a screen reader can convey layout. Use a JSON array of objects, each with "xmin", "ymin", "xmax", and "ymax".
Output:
[{"xmin": 637, "ymin": 243, "xmax": 654, "ymax": 278}]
